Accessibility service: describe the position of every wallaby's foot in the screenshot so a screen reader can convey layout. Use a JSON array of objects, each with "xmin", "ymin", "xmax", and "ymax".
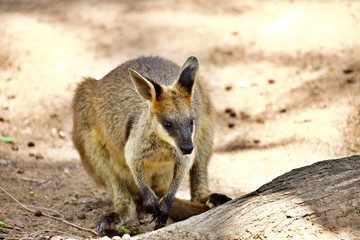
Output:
[
  {"xmin": 96, "ymin": 212, "xmax": 119, "ymax": 236},
  {"xmin": 206, "ymin": 193, "xmax": 232, "ymax": 208}
]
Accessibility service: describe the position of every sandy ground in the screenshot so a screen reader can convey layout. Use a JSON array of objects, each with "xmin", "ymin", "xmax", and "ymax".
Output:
[{"xmin": 0, "ymin": 0, "xmax": 359, "ymax": 239}]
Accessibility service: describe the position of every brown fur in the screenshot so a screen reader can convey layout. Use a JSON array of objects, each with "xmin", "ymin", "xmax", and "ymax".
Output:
[{"xmin": 72, "ymin": 56, "xmax": 228, "ymax": 234}]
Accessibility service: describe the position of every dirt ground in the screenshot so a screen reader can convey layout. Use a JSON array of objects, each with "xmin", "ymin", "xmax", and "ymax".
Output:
[{"xmin": 0, "ymin": 0, "xmax": 359, "ymax": 239}]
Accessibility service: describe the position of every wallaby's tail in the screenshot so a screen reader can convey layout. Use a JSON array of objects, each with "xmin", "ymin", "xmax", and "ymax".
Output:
[
  {"xmin": 169, "ymin": 193, "xmax": 232, "ymax": 221},
  {"xmin": 169, "ymin": 198, "xmax": 209, "ymax": 221}
]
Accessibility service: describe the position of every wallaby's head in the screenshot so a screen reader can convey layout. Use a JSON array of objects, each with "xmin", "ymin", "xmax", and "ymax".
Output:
[{"xmin": 128, "ymin": 56, "xmax": 199, "ymax": 155}]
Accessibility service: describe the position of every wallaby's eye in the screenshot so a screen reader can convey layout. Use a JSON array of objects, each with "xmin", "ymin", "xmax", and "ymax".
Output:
[{"xmin": 162, "ymin": 120, "xmax": 172, "ymax": 129}]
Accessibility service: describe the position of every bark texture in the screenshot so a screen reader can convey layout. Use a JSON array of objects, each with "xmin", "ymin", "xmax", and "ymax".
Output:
[{"xmin": 135, "ymin": 155, "xmax": 360, "ymax": 240}]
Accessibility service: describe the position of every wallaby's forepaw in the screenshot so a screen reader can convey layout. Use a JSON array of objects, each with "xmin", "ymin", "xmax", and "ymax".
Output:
[
  {"xmin": 154, "ymin": 211, "xmax": 168, "ymax": 230},
  {"xmin": 206, "ymin": 193, "xmax": 232, "ymax": 209},
  {"xmin": 143, "ymin": 196, "xmax": 160, "ymax": 218},
  {"xmin": 153, "ymin": 197, "xmax": 171, "ymax": 230}
]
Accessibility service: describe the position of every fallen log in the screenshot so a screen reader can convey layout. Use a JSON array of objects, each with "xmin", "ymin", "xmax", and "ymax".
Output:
[{"xmin": 135, "ymin": 155, "xmax": 360, "ymax": 240}]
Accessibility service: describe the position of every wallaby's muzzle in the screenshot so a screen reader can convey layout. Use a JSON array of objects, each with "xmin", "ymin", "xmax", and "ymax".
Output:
[{"xmin": 179, "ymin": 143, "xmax": 194, "ymax": 155}]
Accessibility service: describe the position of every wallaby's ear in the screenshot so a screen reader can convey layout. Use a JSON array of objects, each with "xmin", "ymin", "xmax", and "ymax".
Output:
[
  {"xmin": 128, "ymin": 68, "xmax": 162, "ymax": 101},
  {"xmin": 175, "ymin": 56, "xmax": 199, "ymax": 96}
]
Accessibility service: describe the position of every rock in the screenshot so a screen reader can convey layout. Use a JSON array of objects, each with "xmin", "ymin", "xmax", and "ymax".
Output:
[
  {"xmin": 99, "ymin": 237, "xmax": 111, "ymax": 240},
  {"xmin": 228, "ymin": 123, "xmax": 235, "ymax": 128},
  {"xmin": 77, "ymin": 212, "xmax": 86, "ymax": 220},
  {"xmin": 0, "ymin": 159, "xmax": 10, "ymax": 166},
  {"xmin": 58, "ymin": 130, "xmax": 65, "ymax": 138},
  {"xmin": 346, "ymin": 77, "xmax": 356, "ymax": 84},
  {"xmin": 268, "ymin": 79, "xmax": 276, "ymax": 84},
  {"xmin": 34, "ymin": 210, "xmax": 43, "ymax": 217},
  {"xmin": 122, "ymin": 234, "xmax": 131, "ymax": 240},
  {"xmin": 11, "ymin": 144, "xmax": 19, "ymax": 151},
  {"xmin": 343, "ymin": 68, "xmax": 353, "ymax": 74},
  {"xmin": 225, "ymin": 85, "xmax": 233, "ymax": 91},
  {"xmin": 35, "ymin": 152, "xmax": 44, "ymax": 160}
]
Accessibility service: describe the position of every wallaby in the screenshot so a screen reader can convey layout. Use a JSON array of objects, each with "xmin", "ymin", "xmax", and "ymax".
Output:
[{"xmin": 72, "ymin": 56, "xmax": 231, "ymax": 235}]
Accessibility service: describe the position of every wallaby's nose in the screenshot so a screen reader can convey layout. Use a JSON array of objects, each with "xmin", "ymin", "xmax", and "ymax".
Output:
[{"xmin": 180, "ymin": 144, "xmax": 193, "ymax": 155}]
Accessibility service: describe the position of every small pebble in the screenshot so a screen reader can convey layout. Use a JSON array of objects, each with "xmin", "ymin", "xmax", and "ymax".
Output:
[
  {"xmin": 50, "ymin": 113, "xmax": 58, "ymax": 118},
  {"xmin": 77, "ymin": 212, "xmax": 86, "ymax": 220},
  {"xmin": 27, "ymin": 142, "xmax": 35, "ymax": 147},
  {"xmin": 343, "ymin": 68, "xmax": 353, "ymax": 74},
  {"xmin": 224, "ymin": 108, "xmax": 233, "ymax": 114},
  {"xmin": 122, "ymin": 234, "xmax": 131, "ymax": 240},
  {"xmin": 58, "ymin": 130, "xmax": 65, "ymax": 138},
  {"xmin": 2, "ymin": 104, "xmax": 9, "ymax": 111},
  {"xmin": 16, "ymin": 169, "xmax": 24, "ymax": 174},
  {"xmin": 7, "ymin": 94, "xmax": 16, "ymax": 100},
  {"xmin": 255, "ymin": 118, "xmax": 265, "ymax": 124},
  {"xmin": 34, "ymin": 210, "xmax": 42, "ymax": 217},
  {"xmin": 268, "ymin": 79, "xmax": 276, "ymax": 84},
  {"xmin": 225, "ymin": 85, "xmax": 233, "ymax": 91},
  {"xmin": 112, "ymin": 237, "xmax": 122, "ymax": 240},
  {"xmin": 228, "ymin": 123, "xmax": 235, "ymax": 128},
  {"xmin": 346, "ymin": 77, "xmax": 356, "ymax": 84},
  {"xmin": 35, "ymin": 152, "xmax": 44, "ymax": 160},
  {"xmin": 99, "ymin": 237, "xmax": 111, "ymax": 240},
  {"xmin": 51, "ymin": 128, "xmax": 58, "ymax": 137},
  {"xmin": 239, "ymin": 111, "xmax": 250, "ymax": 120},
  {"xmin": 11, "ymin": 144, "xmax": 19, "ymax": 151},
  {"xmin": 0, "ymin": 159, "xmax": 10, "ymax": 166}
]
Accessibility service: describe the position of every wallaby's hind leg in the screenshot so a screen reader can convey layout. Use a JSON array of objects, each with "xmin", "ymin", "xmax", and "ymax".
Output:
[
  {"xmin": 190, "ymin": 146, "xmax": 212, "ymax": 202},
  {"xmin": 190, "ymin": 144, "xmax": 232, "ymax": 206},
  {"xmin": 74, "ymin": 132, "xmax": 135, "ymax": 235}
]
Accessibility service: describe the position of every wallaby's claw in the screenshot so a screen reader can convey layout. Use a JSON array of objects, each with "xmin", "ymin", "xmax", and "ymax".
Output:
[
  {"xmin": 144, "ymin": 202, "xmax": 160, "ymax": 218},
  {"xmin": 96, "ymin": 212, "xmax": 119, "ymax": 236},
  {"xmin": 206, "ymin": 193, "xmax": 232, "ymax": 209}
]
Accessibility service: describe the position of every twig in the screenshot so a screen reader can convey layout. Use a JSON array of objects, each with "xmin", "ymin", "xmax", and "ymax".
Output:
[
  {"xmin": 25, "ymin": 205, "xmax": 65, "ymax": 219},
  {"xmin": 26, "ymin": 229, "xmax": 81, "ymax": 238},
  {"xmin": 20, "ymin": 177, "xmax": 52, "ymax": 186},
  {"xmin": 0, "ymin": 233, "xmax": 21, "ymax": 240},
  {"xmin": 4, "ymin": 225, "xmax": 22, "ymax": 231},
  {"xmin": 0, "ymin": 185, "xmax": 98, "ymax": 236}
]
